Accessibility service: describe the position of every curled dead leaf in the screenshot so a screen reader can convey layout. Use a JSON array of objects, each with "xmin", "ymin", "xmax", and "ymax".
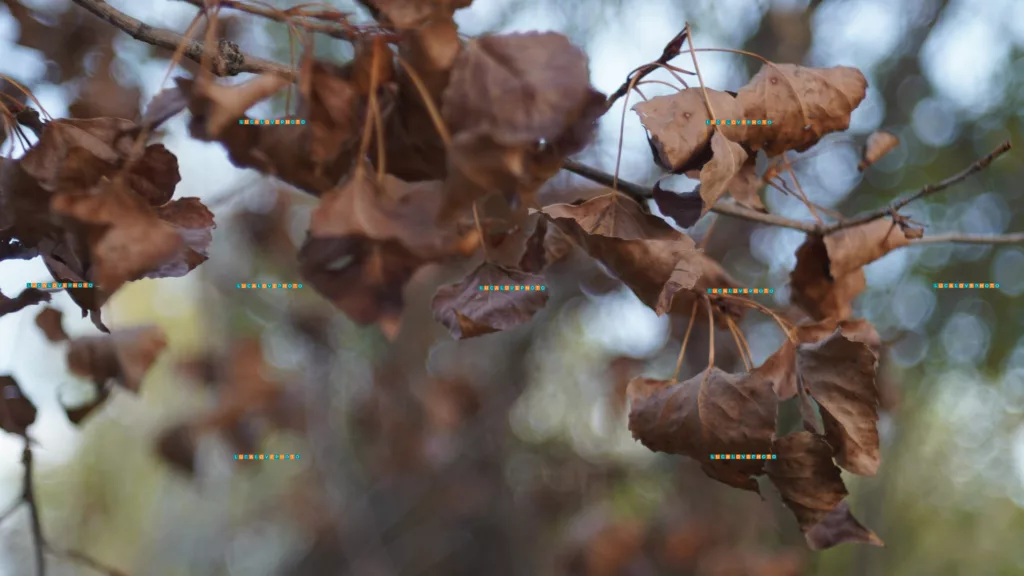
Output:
[
  {"xmin": 823, "ymin": 218, "xmax": 915, "ymax": 278},
  {"xmin": 737, "ymin": 64, "xmax": 867, "ymax": 156},
  {"xmin": 633, "ymin": 88, "xmax": 746, "ymax": 172},
  {"xmin": 789, "ymin": 234, "xmax": 866, "ymax": 321},
  {"xmin": 67, "ymin": 326, "xmax": 168, "ymax": 392},
  {"xmin": 699, "ymin": 131, "xmax": 749, "ymax": 215},
  {"xmin": 766, "ymin": 432, "xmax": 882, "ymax": 550},
  {"xmin": 858, "ymin": 131, "xmax": 899, "ymax": 171},
  {"xmin": 431, "ymin": 263, "xmax": 549, "ymax": 339}
]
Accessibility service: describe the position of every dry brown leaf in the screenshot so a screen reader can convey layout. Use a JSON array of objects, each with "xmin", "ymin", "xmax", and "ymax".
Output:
[
  {"xmin": 0, "ymin": 375, "xmax": 37, "ymax": 436},
  {"xmin": 737, "ymin": 64, "xmax": 867, "ymax": 156},
  {"xmin": 766, "ymin": 432, "xmax": 882, "ymax": 550},
  {"xmin": 301, "ymin": 61, "xmax": 363, "ymax": 166},
  {"xmin": 67, "ymin": 325, "xmax": 168, "ymax": 392},
  {"xmin": 34, "ymin": 307, "xmax": 68, "ymax": 342},
  {"xmin": 0, "ymin": 287, "xmax": 51, "ymax": 318},
  {"xmin": 51, "ymin": 180, "xmax": 185, "ymax": 291},
  {"xmin": 633, "ymin": 88, "xmax": 747, "ymax": 172},
  {"xmin": 823, "ymin": 219, "xmax": 914, "ymax": 278},
  {"xmin": 195, "ymin": 74, "xmax": 290, "ymax": 137},
  {"xmin": 699, "ymin": 131, "xmax": 749, "ymax": 215},
  {"xmin": 655, "ymin": 252, "xmax": 705, "ymax": 316},
  {"xmin": 627, "ymin": 367, "xmax": 777, "ymax": 493},
  {"xmin": 541, "ymin": 194, "xmax": 678, "ymax": 241},
  {"xmin": 797, "ymin": 329, "xmax": 880, "ymax": 476},
  {"xmin": 728, "ymin": 155, "xmax": 767, "ymax": 212},
  {"xmin": 360, "ymin": 0, "xmax": 472, "ymax": 28},
  {"xmin": 858, "ymin": 131, "xmax": 899, "ymax": 171},
  {"xmin": 150, "ymin": 197, "xmax": 217, "ymax": 278},
  {"xmin": 125, "ymin": 144, "xmax": 182, "ymax": 207},
  {"xmin": 431, "ymin": 263, "xmax": 549, "ymax": 339},
  {"xmin": 789, "ymin": 234, "xmax": 866, "ymax": 321}
]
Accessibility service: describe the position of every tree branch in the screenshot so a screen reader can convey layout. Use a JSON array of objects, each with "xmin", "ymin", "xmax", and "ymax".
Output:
[
  {"xmin": 822, "ymin": 140, "xmax": 1013, "ymax": 234},
  {"xmin": 22, "ymin": 438, "xmax": 45, "ymax": 576},
  {"xmin": 70, "ymin": 0, "xmax": 297, "ymax": 80},
  {"xmin": 174, "ymin": 0, "xmax": 371, "ymax": 42}
]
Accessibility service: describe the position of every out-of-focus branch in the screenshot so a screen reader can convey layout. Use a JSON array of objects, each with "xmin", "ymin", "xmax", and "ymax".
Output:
[
  {"xmin": 907, "ymin": 232, "xmax": 1024, "ymax": 245},
  {"xmin": 175, "ymin": 0, "xmax": 372, "ymax": 42},
  {"xmin": 822, "ymin": 140, "xmax": 1013, "ymax": 234},
  {"xmin": 70, "ymin": 0, "xmax": 297, "ymax": 80}
]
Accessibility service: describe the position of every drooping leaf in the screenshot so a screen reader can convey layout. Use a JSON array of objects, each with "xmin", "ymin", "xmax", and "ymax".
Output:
[
  {"xmin": 541, "ymin": 194, "xmax": 678, "ymax": 240},
  {"xmin": 0, "ymin": 375, "xmax": 37, "ymax": 435},
  {"xmin": 633, "ymin": 88, "xmax": 746, "ymax": 172},
  {"xmin": 655, "ymin": 252, "xmax": 705, "ymax": 316},
  {"xmin": 797, "ymin": 329, "xmax": 880, "ymax": 476},
  {"xmin": 823, "ymin": 219, "xmax": 916, "ymax": 278},
  {"xmin": 727, "ymin": 155, "xmax": 767, "ymax": 212},
  {"xmin": 193, "ymin": 74, "xmax": 290, "ymax": 138},
  {"xmin": 301, "ymin": 60, "xmax": 363, "ymax": 167},
  {"xmin": 652, "ymin": 181, "xmax": 703, "ymax": 229},
  {"xmin": 627, "ymin": 366, "xmax": 777, "ymax": 492},
  {"xmin": 62, "ymin": 383, "xmax": 112, "ymax": 425},
  {"xmin": 66, "ymin": 325, "xmax": 168, "ymax": 392},
  {"xmin": 149, "ymin": 197, "xmax": 217, "ymax": 278},
  {"xmin": 789, "ymin": 234, "xmax": 865, "ymax": 321},
  {"xmin": 766, "ymin": 432, "xmax": 882, "ymax": 550},
  {"xmin": 858, "ymin": 131, "xmax": 899, "ymax": 171},
  {"xmin": 432, "ymin": 263, "xmax": 549, "ymax": 339},
  {"xmin": 34, "ymin": 306, "xmax": 68, "ymax": 342},
  {"xmin": 737, "ymin": 64, "xmax": 867, "ymax": 156},
  {"xmin": 699, "ymin": 131, "xmax": 748, "ymax": 215}
]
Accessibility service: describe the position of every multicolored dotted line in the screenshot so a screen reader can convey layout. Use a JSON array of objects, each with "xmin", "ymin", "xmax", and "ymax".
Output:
[
  {"xmin": 933, "ymin": 283, "xmax": 999, "ymax": 289},
  {"xmin": 236, "ymin": 283, "xmax": 303, "ymax": 289},
  {"xmin": 239, "ymin": 119, "xmax": 307, "ymax": 125},
  {"xmin": 706, "ymin": 288, "xmax": 775, "ymax": 294},
  {"xmin": 26, "ymin": 282, "xmax": 94, "ymax": 288},
  {"xmin": 706, "ymin": 119, "xmax": 773, "ymax": 125},
  {"xmin": 710, "ymin": 454, "xmax": 777, "ymax": 460},
  {"xmin": 478, "ymin": 285, "xmax": 547, "ymax": 291},
  {"xmin": 234, "ymin": 454, "xmax": 300, "ymax": 460}
]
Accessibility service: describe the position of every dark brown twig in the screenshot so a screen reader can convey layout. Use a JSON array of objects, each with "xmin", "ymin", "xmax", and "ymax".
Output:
[
  {"xmin": 604, "ymin": 28, "xmax": 692, "ymax": 112},
  {"xmin": 822, "ymin": 140, "xmax": 1013, "ymax": 234}
]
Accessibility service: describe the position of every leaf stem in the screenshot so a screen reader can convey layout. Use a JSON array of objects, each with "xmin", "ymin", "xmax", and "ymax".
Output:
[
  {"xmin": 726, "ymin": 315, "xmax": 753, "ymax": 371},
  {"xmin": 671, "ymin": 299, "xmax": 700, "ymax": 382},
  {"xmin": 683, "ymin": 23, "xmax": 716, "ymax": 123},
  {"xmin": 716, "ymin": 294, "xmax": 797, "ymax": 343}
]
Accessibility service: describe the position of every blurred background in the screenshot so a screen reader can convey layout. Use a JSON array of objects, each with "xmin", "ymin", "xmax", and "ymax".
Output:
[{"xmin": 1, "ymin": 0, "xmax": 1023, "ymax": 574}]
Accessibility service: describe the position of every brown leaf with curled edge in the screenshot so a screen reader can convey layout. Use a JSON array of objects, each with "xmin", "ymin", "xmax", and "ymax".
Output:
[
  {"xmin": 737, "ymin": 64, "xmax": 867, "ymax": 157},
  {"xmin": 195, "ymin": 74, "xmax": 290, "ymax": 137},
  {"xmin": 766, "ymin": 432, "xmax": 882, "ymax": 549},
  {"xmin": 309, "ymin": 166, "xmax": 472, "ymax": 261},
  {"xmin": 432, "ymin": 263, "xmax": 549, "ymax": 339},
  {"xmin": 652, "ymin": 181, "xmax": 703, "ymax": 229},
  {"xmin": 627, "ymin": 366, "xmax": 777, "ymax": 492},
  {"xmin": 0, "ymin": 375, "xmax": 37, "ymax": 435},
  {"xmin": 541, "ymin": 194, "xmax": 678, "ymax": 241},
  {"xmin": 125, "ymin": 144, "xmax": 181, "ymax": 207},
  {"xmin": 633, "ymin": 88, "xmax": 746, "ymax": 172},
  {"xmin": 301, "ymin": 61, "xmax": 363, "ymax": 166},
  {"xmin": 149, "ymin": 197, "xmax": 217, "ymax": 279},
  {"xmin": 655, "ymin": 252, "xmax": 704, "ymax": 316},
  {"xmin": 0, "ymin": 288, "xmax": 51, "ymax": 318},
  {"xmin": 441, "ymin": 32, "xmax": 605, "ymax": 218},
  {"xmin": 20, "ymin": 117, "xmax": 136, "ymax": 192},
  {"xmin": 824, "ymin": 219, "xmax": 915, "ymax": 278},
  {"xmin": 789, "ymin": 234, "xmax": 866, "ymax": 321},
  {"xmin": 700, "ymin": 131, "xmax": 749, "ymax": 215},
  {"xmin": 182, "ymin": 78, "xmax": 350, "ymax": 195},
  {"xmin": 34, "ymin": 307, "xmax": 68, "ymax": 342},
  {"xmin": 51, "ymin": 180, "xmax": 185, "ymax": 292},
  {"xmin": 67, "ymin": 326, "xmax": 168, "ymax": 393},
  {"xmin": 858, "ymin": 131, "xmax": 899, "ymax": 171},
  {"xmin": 156, "ymin": 423, "xmax": 199, "ymax": 476},
  {"xmin": 141, "ymin": 84, "xmax": 190, "ymax": 131},
  {"xmin": 728, "ymin": 155, "xmax": 767, "ymax": 212},
  {"xmin": 797, "ymin": 329, "xmax": 880, "ymax": 476}
]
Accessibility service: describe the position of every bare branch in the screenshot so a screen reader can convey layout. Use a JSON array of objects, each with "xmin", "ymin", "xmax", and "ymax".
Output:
[
  {"xmin": 175, "ymin": 0, "xmax": 371, "ymax": 42},
  {"xmin": 22, "ymin": 440, "xmax": 45, "ymax": 576},
  {"xmin": 562, "ymin": 158, "xmax": 820, "ymax": 233},
  {"xmin": 70, "ymin": 0, "xmax": 297, "ymax": 80},
  {"xmin": 822, "ymin": 140, "xmax": 1013, "ymax": 234}
]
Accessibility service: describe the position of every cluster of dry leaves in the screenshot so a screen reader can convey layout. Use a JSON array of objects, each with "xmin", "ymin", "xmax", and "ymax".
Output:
[{"xmin": 5, "ymin": 0, "xmax": 1002, "ymax": 554}]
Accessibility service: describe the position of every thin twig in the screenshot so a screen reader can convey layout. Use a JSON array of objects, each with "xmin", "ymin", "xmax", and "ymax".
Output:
[
  {"xmin": 605, "ymin": 28, "xmax": 691, "ymax": 112},
  {"xmin": 700, "ymin": 295, "xmax": 716, "ymax": 387},
  {"xmin": 671, "ymin": 300, "xmax": 700, "ymax": 382},
  {"xmin": 821, "ymin": 141, "xmax": 1013, "ymax": 234},
  {"xmin": 683, "ymin": 23, "xmax": 716, "ymax": 122},
  {"xmin": 70, "ymin": 0, "xmax": 297, "ymax": 79},
  {"xmin": 725, "ymin": 316, "xmax": 753, "ymax": 371},
  {"xmin": 175, "ymin": 0, "xmax": 366, "ymax": 41}
]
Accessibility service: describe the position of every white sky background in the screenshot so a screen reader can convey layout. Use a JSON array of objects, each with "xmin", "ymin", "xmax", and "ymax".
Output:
[{"xmin": 0, "ymin": 0, "xmax": 1023, "ymax": 553}]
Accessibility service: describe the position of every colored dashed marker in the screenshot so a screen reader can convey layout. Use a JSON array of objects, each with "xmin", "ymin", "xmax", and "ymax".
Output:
[
  {"xmin": 706, "ymin": 119, "xmax": 773, "ymax": 125},
  {"xmin": 239, "ymin": 119, "xmax": 307, "ymax": 125},
  {"xmin": 26, "ymin": 282, "xmax": 94, "ymax": 289},
  {"xmin": 478, "ymin": 285, "xmax": 546, "ymax": 291},
  {"xmin": 236, "ymin": 283, "xmax": 303, "ymax": 289},
  {"xmin": 234, "ymin": 454, "xmax": 301, "ymax": 460},
  {"xmin": 933, "ymin": 283, "xmax": 999, "ymax": 289},
  {"xmin": 710, "ymin": 454, "xmax": 777, "ymax": 460},
  {"xmin": 707, "ymin": 288, "xmax": 774, "ymax": 294}
]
